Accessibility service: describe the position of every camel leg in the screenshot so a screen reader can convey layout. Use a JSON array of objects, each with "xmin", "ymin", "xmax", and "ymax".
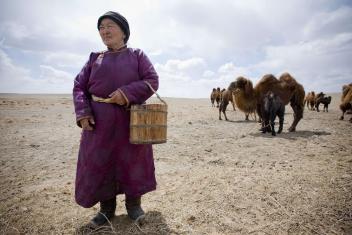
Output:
[
  {"xmin": 288, "ymin": 103, "xmax": 303, "ymax": 132},
  {"xmin": 223, "ymin": 103, "xmax": 229, "ymax": 121},
  {"xmin": 316, "ymin": 102, "xmax": 320, "ymax": 112},
  {"xmin": 271, "ymin": 119, "xmax": 276, "ymax": 136},
  {"xmin": 219, "ymin": 101, "xmax": 229, "ymax": 121},
  {"xmin": 224, "ymin": 111, "xmax": 228, "ymax": 121},
  {"xmin": 278, "ymin": 111, "xmax": 284, "ymax": 134},
  {"xmin": 231, "ymin": 101, "xmax": 236, "ymax": 111},
  {"xmin": 262, "ymin": 120, "xmax": 268, "ymax": 133},
  {"xmin": 256, "ymin": 104, "xmax": 263, "ymax": 123},
  {"xmin": 340, "ymin": 110, "xmax": 345, "ymax": 120},
  {"xmin": 339, "ymin": 103, "xmax": 351, "ymax": 120}
]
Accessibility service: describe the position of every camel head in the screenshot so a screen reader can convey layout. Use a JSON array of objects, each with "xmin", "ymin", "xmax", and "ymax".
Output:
[{"xmin": 228, "ymin": 77, "xmax": 253, "ymax": 96}]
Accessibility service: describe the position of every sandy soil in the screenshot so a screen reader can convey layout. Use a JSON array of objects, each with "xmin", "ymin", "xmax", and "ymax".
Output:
[{"xmin": 0, "ymin": 93, "xmax": 351, "ymax": 234}]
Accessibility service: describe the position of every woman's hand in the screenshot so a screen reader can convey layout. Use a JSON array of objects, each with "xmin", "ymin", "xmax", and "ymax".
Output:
[
  {"xmin": 80, "ymin": 117, "xmax": 95, "ymax": 131},
  {"xmin": 109, "ymin": 90, "xmax": 127, "ymax": 105}
]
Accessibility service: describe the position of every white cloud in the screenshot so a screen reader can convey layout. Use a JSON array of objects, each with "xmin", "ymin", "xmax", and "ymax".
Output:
[
  {"xmin": 0, "ymin": 49, "xmax": 33, "ymax": 93},
  {"xmin": 155, "ymin": 57, "xmax": 206, "ymax": 83},
  {"xmin": 218, "ymin": 63, "xmax": 235, "ymax": 74},
  {"xmin": 202, "ymin": 70, "xmax": 215, "ymax": 77},
  {"xmin": 0, "ymin": 22, "xmax": 31, "ymax": 41},
  {"xmin": 0, "ymin": 49, "xmax": 74, "ymax": 93},
  {"xmin": 155, "ymin": 58, "xmax": 240, "ymax": 97},
  {"xmin": 39, "ymin": 65, "xmax": 73, "ymax": 84},
  {"xmin": 303, "ymin": 6, "xmax": 352, "ymax": 40},
  {"xmin": 254, "ymin": 32, "xmax": 352, "ymax": 92},
  {"xmin": 162, "ymin": 58, "xmax": 205, "ymax": 72},
  {"xmin": 43, "ymin": 52, "xmax": 87, "ymax": 69},
  {"xmin": 148, "ymin": 49, "xmax": 163, "ymax": 56}
]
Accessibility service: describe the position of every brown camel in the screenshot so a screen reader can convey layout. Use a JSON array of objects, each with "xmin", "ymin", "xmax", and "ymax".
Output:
[
  {"xmin": 219, "ymin": 77, "xmax": 256, "ymax": 121},
  {"xmin": 215, "ymin": 87, "xmax": 221, "ymax": 107},
  {"xmin": 339, "ymin": 83, "xmax": 352, "ymax": 122},
  {"xmin": 220, "ymin": 88, "xmax": 236, "ymax": 109},
  {"xmin": 218, "ymin": 89, "xmax": 237, "ymax": 120},
  {"xmin": 228, "ymin": 73, "xmax": 305, "ymax": 132},
  {"xmin": 304, "ymin": 91, "xmax": 316, "ymax": 110},
  {"xmin": 210, "ymin": 88, "xmax": 221, "ymax": 107},
  {"xmin": 210, "ymin": 88, "xmax": 217, "ymax": 107}
]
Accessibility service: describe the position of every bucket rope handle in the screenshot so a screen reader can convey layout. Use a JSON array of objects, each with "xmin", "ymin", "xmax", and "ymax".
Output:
[{"xmin": 144, "ymin": 81, "xmax": 167, "ymax": 106}]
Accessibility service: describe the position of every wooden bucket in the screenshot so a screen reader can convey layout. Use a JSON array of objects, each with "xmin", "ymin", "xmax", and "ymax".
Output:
[{"xmin": 129, "ymin": 82, "xmax": 167, "ymax": 144}]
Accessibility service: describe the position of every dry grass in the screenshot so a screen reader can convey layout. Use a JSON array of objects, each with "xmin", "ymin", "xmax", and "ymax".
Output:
[{"xmin": 0, "ymin": 94, "xmax": 351, "ymax": 234}]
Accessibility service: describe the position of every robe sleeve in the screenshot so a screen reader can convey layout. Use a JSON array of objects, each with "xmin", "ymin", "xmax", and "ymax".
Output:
[
  {"xmin": 72, "ymin": 53, "xmax": 96, "ymax": 127},
  {"xmin": 118, "ymin": 49, "xmax": 159, "ymax": 105}
]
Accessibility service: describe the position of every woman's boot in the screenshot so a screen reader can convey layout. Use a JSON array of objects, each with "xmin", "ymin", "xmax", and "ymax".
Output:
[
  {"xmin": 90, "ymin": 197, "xmax": 116, "ymax": 227},
  {"xmin": 125, "ymin": 196, "xmax": 145, "ymax": 221}
]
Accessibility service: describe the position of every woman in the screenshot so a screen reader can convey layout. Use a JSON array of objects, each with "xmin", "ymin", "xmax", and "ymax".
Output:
[{"xmin": 73, "ymin": 11, "xmax": 159, "ymax": 227}]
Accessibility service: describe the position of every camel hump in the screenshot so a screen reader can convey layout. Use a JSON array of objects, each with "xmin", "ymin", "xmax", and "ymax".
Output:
[
  {"xmin": 279, "ymin": 72, "xmax": 298, "ymax": 91},
  {"xmin": 341, "ymin": 84, "xmax": 352, "ymax": 102},
  {"xmin": 236, "ymin": 76, "xmax": 250, "ymax": 84},
  {"xmin": 279, "ymin": 72, "xmax": 297, "ymax": 84},
  {"xmin": 257, "ymin": 74, "xmax": 279, "ymax": 86}
]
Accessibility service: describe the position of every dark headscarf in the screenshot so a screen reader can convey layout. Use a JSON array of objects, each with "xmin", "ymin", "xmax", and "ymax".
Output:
[{"xmin": 97, "ymin": 11, "xmax": 130, "ymax": 43}]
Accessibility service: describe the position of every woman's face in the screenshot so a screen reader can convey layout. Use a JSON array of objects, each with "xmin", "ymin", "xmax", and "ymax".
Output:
[{"xmin": 99, "ymin": 18, "xmax": 125, "ymax": 48}]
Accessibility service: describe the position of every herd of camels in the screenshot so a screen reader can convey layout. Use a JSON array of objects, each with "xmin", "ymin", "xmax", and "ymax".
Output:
[{"xmin": 210, "ymin": 72, "xmax": 352, "ymax": 134}]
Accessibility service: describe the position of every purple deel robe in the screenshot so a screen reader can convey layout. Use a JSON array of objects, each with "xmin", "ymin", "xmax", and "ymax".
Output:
[{"xmin": 73, "ymin": 48, "xmax": 158, "ymax": 208}]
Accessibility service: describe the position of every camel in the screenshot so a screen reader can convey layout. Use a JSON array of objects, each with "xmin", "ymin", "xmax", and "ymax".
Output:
[
  {"xmin": 218, "ymin": 77, "xmax": 256, "ymax": 121},
  {"xmin": 304, "ymin": 91, "xmax": 316, "ymax": 110},
  {"xmin": 210, "ymin": 88, "xmax": 221, "ymax": 107},
  {"xmin": 262, "ymin": 91, "xmax": 285, "ymax": 136},
  {"xmin": 315, "ymin": 96, "xmax": 332, "ymax": 112},
  {"xmin": 215, "ymin": 87, "xmax": 221, "ymax": 107},
  {"xmin": 210, "ymin": 88, "xmax": 217, "ymax": 107},
  {"xmin": 218, "ymin": 89, "xmax": 237, "ymax": 120},
  {"xmin": 339, "ymin": 83, "xmax": 352, "ymax": 122},
  {"xmin": 228, "ymin": 73, "xmax": 305, "ymax": 132}
]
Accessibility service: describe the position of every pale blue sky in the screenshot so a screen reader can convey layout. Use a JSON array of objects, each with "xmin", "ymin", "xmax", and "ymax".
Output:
[{"xmin": 0, "ymin": 0, "xmax": 351, "ymax": 97}]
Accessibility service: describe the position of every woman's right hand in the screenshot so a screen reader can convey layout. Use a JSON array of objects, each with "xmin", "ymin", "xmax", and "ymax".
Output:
[{"xmin": 80, "ymin": 117, "xmax": 95, "ymax": 131}]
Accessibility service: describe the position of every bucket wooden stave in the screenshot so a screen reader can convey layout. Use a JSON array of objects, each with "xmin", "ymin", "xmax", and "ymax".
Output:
[{"xmin": 129, "ymin": 82, "xmax": 167, "ymax": 144}]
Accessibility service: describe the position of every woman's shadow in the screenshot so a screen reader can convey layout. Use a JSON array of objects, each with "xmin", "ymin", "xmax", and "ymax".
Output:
[{"xmin": 76, "ymin": 211, "xmax": 172, "ymax": 234}]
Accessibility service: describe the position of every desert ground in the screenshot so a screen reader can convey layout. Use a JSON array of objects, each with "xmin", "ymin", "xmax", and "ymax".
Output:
[{"xmin": 0, "ymin": 93, "xmax": 351, "ymax": 234}]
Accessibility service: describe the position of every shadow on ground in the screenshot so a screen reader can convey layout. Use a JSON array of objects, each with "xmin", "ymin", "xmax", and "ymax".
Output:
[
  {"xmin": 75, "ymin": 211, "xmax": 172, "ymax": 235},
  {"xmin": 249, "ymin": 130, "xmax": 331, "ymax": 140}
]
